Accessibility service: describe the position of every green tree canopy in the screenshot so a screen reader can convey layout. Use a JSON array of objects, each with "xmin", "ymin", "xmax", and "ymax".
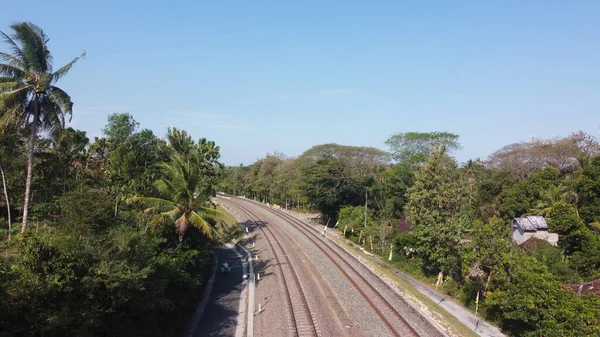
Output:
[{"xmin": 385, "ymin": 131, "xmax": 461, "ymax": 166}]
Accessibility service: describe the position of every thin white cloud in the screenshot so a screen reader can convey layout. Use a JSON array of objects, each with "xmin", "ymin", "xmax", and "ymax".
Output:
[
  {"xmin": 176, "ymin": 111, "xmax": 227, "ymax": 119},
  {"xmin": 320, "ymin": 89, "xmax": 355, "ymax": 95},
  {"xmin": 212, "ymin": 124, "xmax": 251, "ymax": 131},
  {"xmin": 279, "ymin": 94, "xmax": 294, "ymax": 99}
]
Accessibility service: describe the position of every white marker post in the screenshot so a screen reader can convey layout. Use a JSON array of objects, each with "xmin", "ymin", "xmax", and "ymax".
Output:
[
  {"xmin": 388, "ymin": 244, "xmax": 393, "ymax": 261},
  {"xmin": 475, "ymin": 291, "xmax": 480, "ymax": 315},
  {"xmin": 343, "ymin": 225, "xmax": 347, "ymax": 236}
]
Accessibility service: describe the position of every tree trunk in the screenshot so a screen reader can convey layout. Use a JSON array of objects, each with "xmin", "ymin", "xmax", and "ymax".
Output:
[
  {"xmin": 22, "ymin": 96, "xmax": 40, "ymax": 232},
  {"xmin": 485, "ymin": 269, "xmax": 493, "ymax": 293},
  {"xmin": 114, "ymin": 193, "xmax": 119, "ymax": 217},
  {"xmin": 0, "ymin": 162, "xmax": 11, "ymax": 241}
]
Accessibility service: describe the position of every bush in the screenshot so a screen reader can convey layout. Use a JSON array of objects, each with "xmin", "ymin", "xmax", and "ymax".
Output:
[{"xmin": 0, "ymin": 224, "xmax": 211, "ymax": 337}]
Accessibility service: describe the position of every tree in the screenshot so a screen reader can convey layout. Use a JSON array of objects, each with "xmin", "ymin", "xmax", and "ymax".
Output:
[
  {"xmin": 50, "ymin": 127, "xmax": 89, "ymax": 194},
  {"xmin": 464, "ymin": 217, "xmax": 512, "ymax": 293},
  {"xmin": 486, "ymin": 253, "xmax": 600, "ymax": 336},
  {"xmin": 498, "ymin": 167, "xmax": 560, "ymax": 221},
  {"xmin": 102, "ymin": 114, "xmax": 169, "ymax": 216},
  {"xmin": 103, "ymin": 113, "xmax": 138, "ymax": 143},
  {"xmin": 165, "ymin": 127, "xmax": 194, "ymax": 156},
  {"xmin": 221, "ymin": 164, "xmax": 251, "ymax": 196},
  {"xmin": 487, "ymin": 132, "xmax": 600, "ymax": 178},
  {"xmin": 253, "ymin": 153, "xmax": 285, "ymax": 203},
  {"xmin": 132, "ymin": 141, "xmax": 225, "ymax": 241},
  {"xmin": 546, "ymin": 202, "xmax": 584, "ymax": 238},
  {"xmin": 577, "ymin": 156, "xmax": 600, "ymax": 224},
  {"xmin": 530, "ymin": 184, "xmax": 578, "ymax": 216},
  {"xmin": 461, "ymin": 159, "xmax": 485, "ymax": 215},
  {"xmin": 385, "ymin": 131, "xmax": 461, "ymax": 166},
  {"xmin": 404, "ymin": 146, "xmax": 467, "ymax": 277},
  {"xmin": 297, "ymin": 144, "xmax": 388, "ymax": 218},
  {"xmin": 0, "ymin": 22, "xmax": 85, "ymax": 231},
  {"xmin": 338, "ymin": 205, "xmax": 375, "ymax": 233}
]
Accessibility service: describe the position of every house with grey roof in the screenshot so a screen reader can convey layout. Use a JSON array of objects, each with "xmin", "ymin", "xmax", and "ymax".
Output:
[{"xmin": 511, "ymin": 216, "xmax": 558, "ymax": 246}]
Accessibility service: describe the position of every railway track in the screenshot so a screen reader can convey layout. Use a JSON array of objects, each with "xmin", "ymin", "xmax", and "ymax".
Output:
[
  {"xmin": 225, "ymin": 196, "xmax": 425, "ymax": 337},
  {"xmin": 230, "ymin": 201, "xmax": 319, "ymax": 337}
]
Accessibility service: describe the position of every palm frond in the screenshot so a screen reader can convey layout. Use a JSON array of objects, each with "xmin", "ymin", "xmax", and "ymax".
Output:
[
  {"xmin": 188, "ymin": 210, "xmax": 214, "ymax": 239},
  {"xmin": 0, "ymin": 84, "xmax": 29, "ymax": 99},
  {"xmin": 11, "ymin": 22, "xmax": 52, "ymax": 73},
  {"xmin": 161, "ymin": 207, "xmax": 182, "ymax": 220},
  {"xmin": 39, "ymin": 95, "xmax": 66, "ymax": 132},
  {"xmin": 0, "ymin": 31, "xmax": 25, "ymax": 66},
  {"xmin": 47, "ymin": 86, "xmax": 73, "ymax": 121},
  {"xmin": 0, "ymin": 107, "xmax": 25, "ymax": 131},
  {"xmin": 0, "ymin": 62, "xmax": 25, "ymax": 79},
  {"xmin": 53, "ymin": 51, "xmax": 86, "ymax": 82},
  {"xmin": 0, "ymin": 85, "xmax": 29, "ymax": 131},
  {"xmin": 198, "ymin": 206, "xmax": 227, "ymax": 219},
  {"xmin": 0, "ymin": 51, "xmax": 24, "ymax": 69},
  {"xmin": 154, "ymin": 178, "xmax": 177, "ymax": 198},
  {"xmin": 0, "ymin": 80, "xmax": 21, "ymax": 92},
  {"xmin": 130, "ymin": 196, "xmax": 178, "ymax": 211}
]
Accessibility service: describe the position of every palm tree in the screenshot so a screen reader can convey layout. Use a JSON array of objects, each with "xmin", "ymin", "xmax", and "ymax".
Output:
[
  {"xmin": 165, "ymin": 127, "xmax": 194, "ymax": 156},
  {"xmin": 529, "ymin": 183, "xmax": 579, "ymax": 216},
  {"xmin": 132, "ymin": 153, "xmax": 226, "ymax": 241},
  {"xmin": 0, "ymin": 22, "xmax": 85, "ymax": 231}
]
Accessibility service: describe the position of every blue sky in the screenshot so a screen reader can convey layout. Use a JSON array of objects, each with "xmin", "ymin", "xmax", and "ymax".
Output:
[{"xmin": 2, "ymin": 1, "xmax": 599, "ymax": 165}]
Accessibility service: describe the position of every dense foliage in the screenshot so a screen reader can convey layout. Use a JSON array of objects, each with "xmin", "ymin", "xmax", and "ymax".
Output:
[
  {"xmin": 222, "ymin": 132, "xmax": 600, "ymax": 336},
  {"xmin": 0, "ymin": 23, "xmax": 229, "ymax": 336},
  {"xmin": 0, "ymin": 111, "xmax": 227, "ymax": 337}
]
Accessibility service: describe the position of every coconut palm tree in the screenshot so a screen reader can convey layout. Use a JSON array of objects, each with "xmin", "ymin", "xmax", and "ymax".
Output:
[
  {"xmin": 165, "ymin": 127, "xmax": 194, "ymax": 156},
  {"xmin": 132, "ymin": 153, "xmax": 226, "ymax": 241},
  {"xmin": 0, "ymin": 22, "xmax": 85, "ymax": 231},
  {"xmin": 529, "ymin": 183, "xmax": 579, "ymax": 216}
]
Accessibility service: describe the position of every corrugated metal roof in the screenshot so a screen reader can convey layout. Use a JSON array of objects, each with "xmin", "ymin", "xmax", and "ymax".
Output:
[{"xmin": 513, "ymin": 216, "xmax": 548, "ymax": 232}]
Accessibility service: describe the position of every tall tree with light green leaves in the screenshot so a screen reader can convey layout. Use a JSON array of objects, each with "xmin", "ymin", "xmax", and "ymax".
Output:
[{"xmin": 0, "ymin": 22, "xmax": 85, "ymax": 231}]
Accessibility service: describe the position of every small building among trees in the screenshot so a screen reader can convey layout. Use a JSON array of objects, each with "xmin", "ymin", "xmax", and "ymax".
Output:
[{"xmin": 511, "ymin": 216, "xmax": 559, "ymax": 246}]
